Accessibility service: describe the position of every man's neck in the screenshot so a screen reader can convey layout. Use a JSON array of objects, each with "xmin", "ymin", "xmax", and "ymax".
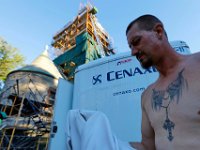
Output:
[{"xmin": 155, "ymin": 50, "xmax": 184, "ymax": 77}]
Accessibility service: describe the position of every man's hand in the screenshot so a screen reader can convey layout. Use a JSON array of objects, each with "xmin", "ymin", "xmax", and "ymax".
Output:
[{"xmin": 129, "ymin": 142, "xmax": 146, "ymax": 150}]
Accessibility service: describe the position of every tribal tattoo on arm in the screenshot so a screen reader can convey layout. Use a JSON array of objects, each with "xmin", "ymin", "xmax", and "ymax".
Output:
[{"xmin": 151, "ymin": 68, "xmax": 188, "ymax": 141}]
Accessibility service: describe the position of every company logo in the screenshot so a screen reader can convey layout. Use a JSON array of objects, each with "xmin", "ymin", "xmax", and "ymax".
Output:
[
  {"xmin": 107, "ymin": 66, "xmax": 157, "ymax": 81},
  {"xmin": 117, "ymin": 58, "xmax": 132, "ymax": 66},
  {"xmin": 92, "ymin": 74, "xmax": 102, "ymax": 85},
  {"xmin": 92, "ymin": 66, "xmax": 157, "ymax": 85}
]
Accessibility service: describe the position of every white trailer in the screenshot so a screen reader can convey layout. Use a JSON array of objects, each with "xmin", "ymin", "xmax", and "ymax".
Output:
[{"xmin": 49, "ymin": 40, "xmax": 191, "ymax": 148}]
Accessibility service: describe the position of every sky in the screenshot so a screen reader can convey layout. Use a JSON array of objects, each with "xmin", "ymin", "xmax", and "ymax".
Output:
[{"xmin": 0, "ymin": 0, "xmax": 200, "ymax": 64}]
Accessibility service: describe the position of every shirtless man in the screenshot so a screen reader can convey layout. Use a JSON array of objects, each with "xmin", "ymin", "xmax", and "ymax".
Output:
[{"xmin": 126, "ymin": 14, "xmax": 200, "ymax": 150}]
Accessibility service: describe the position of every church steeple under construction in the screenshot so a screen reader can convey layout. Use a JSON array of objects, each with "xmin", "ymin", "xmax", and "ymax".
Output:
[{"xmin": 51, "ymin": 3, "xmax": 115, "ymax": 81}]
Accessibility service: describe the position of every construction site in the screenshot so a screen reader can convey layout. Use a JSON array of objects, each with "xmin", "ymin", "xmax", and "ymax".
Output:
[
  {"xmin": 0, "ymin": 3, "xmax": 115, "ymax": 150},
  {"xmin": 52, "ymin": 3, "xmax": 115, "ymax": 80}
]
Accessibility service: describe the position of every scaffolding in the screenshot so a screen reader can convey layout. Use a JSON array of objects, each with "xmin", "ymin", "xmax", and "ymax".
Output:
[
  {"xmin": 51, "ymin": 3, "xmax": 115, "ymax": 81},
  {"xmin": 52, "ymin": 3, "xmax": 114, "ymax": 55},
  {"xmin": 0, "ymin": 74, "xmax": 56, "ymax": 149}
]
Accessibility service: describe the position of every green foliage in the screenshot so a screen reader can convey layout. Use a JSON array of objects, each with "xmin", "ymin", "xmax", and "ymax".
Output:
[{"xmin": 0, "ymin": 37, "xmax": 25, "ymax": 81}]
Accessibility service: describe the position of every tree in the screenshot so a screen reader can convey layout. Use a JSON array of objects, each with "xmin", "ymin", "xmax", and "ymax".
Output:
[{"xmin": 0, "ymin": 37, "xmax": 25, "ymax": 88}]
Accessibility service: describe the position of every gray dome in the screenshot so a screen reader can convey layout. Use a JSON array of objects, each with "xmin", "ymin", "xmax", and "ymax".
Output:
[{"xmin": 10, "ymin": 50, "xmax": 63, "ymax": 79}]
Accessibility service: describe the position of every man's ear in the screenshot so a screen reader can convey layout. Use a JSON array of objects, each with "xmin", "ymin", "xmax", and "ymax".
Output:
[{"xmin": 153, "ymin": 23, "xmax": 164, "ymax": 39}]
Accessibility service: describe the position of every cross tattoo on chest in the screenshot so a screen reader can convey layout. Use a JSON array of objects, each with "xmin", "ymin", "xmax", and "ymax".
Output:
[{"xmin": 151, "ymin": 68, "xmax": 188, "ymax": 141}]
